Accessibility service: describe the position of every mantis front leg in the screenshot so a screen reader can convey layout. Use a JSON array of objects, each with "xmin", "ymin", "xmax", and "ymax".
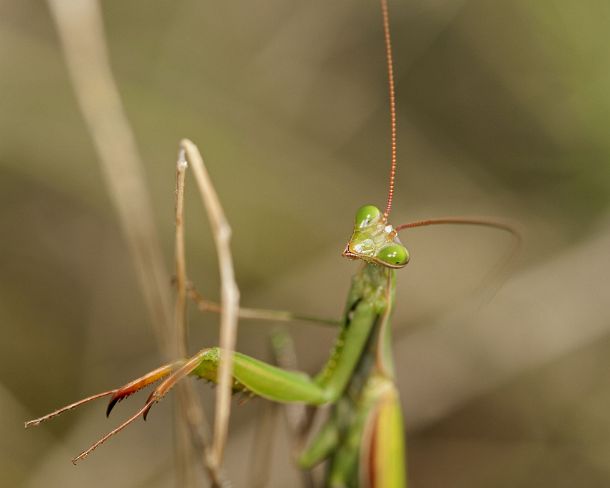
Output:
[
  {"xmin": 141, "ymin": 296, "xmax": 380, "ymax": 413},
  {"xmin": 150, "ymin": 348, "xmax": 330, "ymax": 409},
  {"xmin": 26, "ymin": 289, "xmax": 381, "ymax": 464}
]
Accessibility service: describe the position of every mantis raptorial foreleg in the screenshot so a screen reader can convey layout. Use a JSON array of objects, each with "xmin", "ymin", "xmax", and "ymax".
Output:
[
  {"xmin": 27, "ymin": 257, "xmax": 386, "ymax": 466},
  {"xmin": 125, "ymin": 285, "xmax": 383, "ymax": 413}
]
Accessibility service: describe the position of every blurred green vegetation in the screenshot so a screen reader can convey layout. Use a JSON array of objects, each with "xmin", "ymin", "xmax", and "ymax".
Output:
[{"xmin": 2, "ymin": 0, "xmax": 610, "ymax": 486}]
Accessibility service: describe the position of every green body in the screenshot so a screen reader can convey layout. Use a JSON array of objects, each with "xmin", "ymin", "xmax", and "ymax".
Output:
[
  {"xmin": 189, "ymin": 206, "xmax": 409, "ymax": 487},
  {"xmin": 26, "ymin": 205, "xmax": 409, "ymax": 485},
  {"xmin": 28, "ymin": 202, "xmax": 513, "ymax": 480}
]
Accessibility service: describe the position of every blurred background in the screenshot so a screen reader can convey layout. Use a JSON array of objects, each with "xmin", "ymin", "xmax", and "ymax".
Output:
[{"xmin": 2, "ymin": 0, "xmax": 610, "ymax": 486}]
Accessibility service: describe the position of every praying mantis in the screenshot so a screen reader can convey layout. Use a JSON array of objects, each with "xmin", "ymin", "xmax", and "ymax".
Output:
[{"xmin": 26, "ymin": 1, "xmax": 519, "ymax": 486}]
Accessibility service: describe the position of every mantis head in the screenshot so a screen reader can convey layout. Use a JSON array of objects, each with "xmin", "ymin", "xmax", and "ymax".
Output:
[{"xmin": 343, "ymin": 205, "xmax": 410, "ymax": 269}]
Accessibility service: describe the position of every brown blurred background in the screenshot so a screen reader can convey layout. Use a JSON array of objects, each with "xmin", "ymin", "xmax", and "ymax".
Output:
[{"xmin": 2, "ymin": 0, "xmax": 610, "ymax": 486}]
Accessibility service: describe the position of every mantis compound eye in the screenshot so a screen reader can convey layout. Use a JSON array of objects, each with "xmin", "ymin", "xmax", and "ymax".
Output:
[
  {"xmin": 355, "ymin": 205, "xmax": 381, "ymax": 229},
  {"xmin": 377, "ymin": 244, "xmax": 409, "ymax": 267}
]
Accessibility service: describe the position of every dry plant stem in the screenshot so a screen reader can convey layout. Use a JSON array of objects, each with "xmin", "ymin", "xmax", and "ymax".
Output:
[
  {"xmin": 180, "ymin": 139, "xmax": 240, "ymax": 471},
  {"xmin": 174, "ymin": 156, "xmax": 201, "ymax": 488},
  {"xmin": 46, "ymin": 0, "xmax": 174, "ymax": 355},
  {"xmin": 175, "ymin": 157, "xmax": 189, "ymax": 357},
  {"xmin": 175, "ymin": 153, "xmax": 224, "ymax": 486},
  {"xmin": 187, "ymin": 284, "xmax": 340, "ymax": 327}
]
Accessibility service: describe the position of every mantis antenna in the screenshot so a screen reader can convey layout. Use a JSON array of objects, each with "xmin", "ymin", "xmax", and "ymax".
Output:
[
  {"xmin": 395, "ymin": 217, "xmax": 522, "ymax": 297},
  {"xmin": 377, "ymin": 1, "xmax": 522, "ymax": 248},
  {"xmin": 381, "ymin": 0, "xmax": 398, "ymax": 220},
  {"xmin": 395, "ymin": 217, "xmax": 521, "ymax": 258},
  {"xmin": 396, "ymin": 217, "xmax": 520, "ymax": 238}
]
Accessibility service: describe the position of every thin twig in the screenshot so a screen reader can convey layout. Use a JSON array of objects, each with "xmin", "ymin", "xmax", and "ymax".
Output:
[
  {"xmin": 180, "ymin": 139, "xmax": 240, "ymax": 471},
  {"xmin": 175, "ymin": 153, "xmax": 189, "ymax": 357},
  {"xmin": 174, "ymin": 151, "xmax": 225, "ymax": 486},
  {"xmin": 173, "ymin": 153, "xmax": 199, "ymax": 487}
]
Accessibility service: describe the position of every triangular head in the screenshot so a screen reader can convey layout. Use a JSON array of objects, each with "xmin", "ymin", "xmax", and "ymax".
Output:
[{"xmin": 342, "ymin": 205, "xmax": 409, "ymax": 269}]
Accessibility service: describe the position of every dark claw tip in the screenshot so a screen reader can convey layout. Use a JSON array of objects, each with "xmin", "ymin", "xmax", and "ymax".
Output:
[
  {"xmin": 106, "ymin": 395, "xmax": 120, "ymax": 417},
  {"xmin": 142, "ymin": 391, "xmax": 156, "ymax": 421},
  {"xmin": 142, "ymin": 403, "xmax": 153, "ymax": 421}
]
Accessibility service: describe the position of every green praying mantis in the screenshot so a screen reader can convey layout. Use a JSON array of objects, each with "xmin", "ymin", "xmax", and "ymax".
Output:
[{"xmin": 25, "ymin": 1, "xmax": 519, "ymax": 486}]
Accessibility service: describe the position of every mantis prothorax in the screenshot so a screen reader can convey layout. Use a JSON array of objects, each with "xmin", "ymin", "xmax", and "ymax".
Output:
[{"xmin": 25, "ymin": 0, "xmax": 520, "ymax": 486}]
